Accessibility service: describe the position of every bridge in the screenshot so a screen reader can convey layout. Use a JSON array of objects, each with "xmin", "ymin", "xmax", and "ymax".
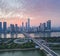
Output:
[{"xmin": 23, "ymin": 33, "xmax": 59, "ymax": 56}]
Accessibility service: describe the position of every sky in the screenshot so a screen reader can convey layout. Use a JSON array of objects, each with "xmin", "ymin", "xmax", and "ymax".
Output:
[{"xmin": 0, "ymin": 0, "xmax": 60, "ymax": 27}]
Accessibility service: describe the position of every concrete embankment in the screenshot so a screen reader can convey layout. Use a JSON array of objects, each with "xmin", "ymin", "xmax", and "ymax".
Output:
[{"xmin": 0, "ymin": 48, "xmax": 39, "ymax": 52}]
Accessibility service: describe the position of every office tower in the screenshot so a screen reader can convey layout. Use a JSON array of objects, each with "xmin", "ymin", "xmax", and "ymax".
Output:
[
  {"xmin": 15, "ymin": 24, "xmax": 18, "ymax": 32},
  {"xmin": 22, "ymin": 22, "xmax": 24, "ymax": 28},
  {"xmin": 47, "ymin": 20, "xmax": 51, "ymax": 30},
  {"xmin": 15, "ymin": 24, "xmax": 18, "ymax": 38},
  {"xmin": 43, "ymin": 23, "xmax": 46, "ymax": 31},
  {"xmin": 38, "ymin": 25, "xmax": 41, "ymax": 32},
  {"xmin": 0, "ymin": 22, "xmax": 2, "ymax": 33},
  {"xmin": 3, "ymin": 22, "xmax": 7, "ymax": 33},
  {"xmin": 10, "ymin": 24, "xmax": 15, "ymax": 33},
  {"xmin": 27, "ymin": 18, "xmax": 30, "ymax": 32},
  {"xmin": 10, "ymin": 24, "xmax": 15, "ymax": 38},
  {"xmin": 26, "ymin": 22, "xmax": 28, "ymax": 30},
  {"xmin": 40, "ymin": 23, "xmax": 43, "ymax": 31},
  {"xmin": 28, "ymin": 18, "xmax": 30, "ymax": 29},
  {"xmin": 22, "ymin": 22, "xmax": 24, "ymax": 31},
  {"xmin": 40, "ymin": 23, "xmax": 46, "ymax": 31}
]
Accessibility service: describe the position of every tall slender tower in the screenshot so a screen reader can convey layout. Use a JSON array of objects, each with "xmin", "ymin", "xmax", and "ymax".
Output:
[
  {"xmin": 0, "ymin": 22, "xmax": 2, "ymax": 33},
  {"xmin": 26, "ymin": 22, "xmax": 28, "ymax": 30},
  {"xmin": 28, "ymin": 18, "xmax": 30, "ymax": 29},
  {"xmin": 3, "ymin": 22, "xmax": 7, "ymax": 33},
  {"xmin": 22, "ymin": 22, "xmax": 24, "ymax": 31}
]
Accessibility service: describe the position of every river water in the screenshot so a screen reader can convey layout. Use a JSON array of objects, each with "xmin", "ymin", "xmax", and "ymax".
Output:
[
  {"xmin": 0, "ymin": 50, "xmax": 60, "ymax": 56},
  {"xmin": 0, "ymin": 50, "xmax": 41, "ymax": 56},
  {"xmin": 30, "ymin": 32, "xmax": 60, "ymax": 38},
  {"xmin": 0, "ymin": 32, "xmax": 60, "ymax": 38}
]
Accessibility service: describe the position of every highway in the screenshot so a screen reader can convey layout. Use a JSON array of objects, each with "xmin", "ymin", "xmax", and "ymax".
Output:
[{"xmin": 23, "ymin": 33, "xmax": 59, "ymax": 56}]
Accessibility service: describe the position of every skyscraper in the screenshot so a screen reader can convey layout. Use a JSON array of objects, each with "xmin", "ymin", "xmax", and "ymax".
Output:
[
  {"xmin": 3, "ymin": 22, "xmax": 7, "ymax": 33},
  {"xmin": 47, "ymin": 20, "xmax": 51, "ymax": 30},
  {"xmin": 0, "ymin": 22, "xmax": 2, "ymax": 33},
  {"xmin": 15, "ymin": 24, "xmax": 18, "ymax": 32},
  {"xmin": 40, "ymin": 23, "xmax": 46, "ymax": 31},
  {"xmin": 10, "ymin": 24, "xmax": 15, "ymax": 38},
  {"xmin": 22, "ymin": 22, "xmax": 24, "ymax": 31},
  {"xmin": 10, "ymin": 24, "xmax": 15, "ymax": 33},
  {"xmin": 27, "ymin": 18, "xmax": 30, "ymax": 32},
  {"xmin": 26, "ymin": 22, "xmax": 28, "ymax": 30},
  {"xmin": 28, "ymin": 18, "xmax": 30, "ymax": 28},
  {"xmin": 26, "ymin": 18, "xmax": 30, "ymax": 32},
  {"xmin": 22, "ymin": 22, "xmax": 24, "ymax": 28}
]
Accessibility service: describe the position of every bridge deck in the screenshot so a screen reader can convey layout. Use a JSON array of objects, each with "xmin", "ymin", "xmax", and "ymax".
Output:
[{"xmin": 23, "ymin": 33, "xmax": 59, "ymax": 56}]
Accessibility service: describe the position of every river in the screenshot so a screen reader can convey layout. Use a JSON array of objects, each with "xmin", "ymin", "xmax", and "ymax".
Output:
[
  {"xmin": 0, "ymin": 50, "xmax": 42, "ymax": 56},
  {"xmin": 0, "ymin": 49, "xmax": 60, "ymax": 56},
  {"xmin": 0, "ymin": 32, "xmax": 60, "ymax": 38}
]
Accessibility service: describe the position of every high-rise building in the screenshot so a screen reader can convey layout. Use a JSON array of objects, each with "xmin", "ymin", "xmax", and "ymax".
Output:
[
  {"xmin": 22, "ymin": 22, "xmax": 24, "ymax": 31},
  {"xmin": 15, "ymin": 24, "xmax": 18, "ymax": 32},
  {"xmin": 27, "ymin": 18, "xmax": 30, "ymax": 32},
  {"xmin": 10, "ymin": 24, "xmax": 15, "ymax": 33},
  {"xmin": 22, "ymin": 22, "xmax": 24, "ymax": 28},
  {"xmin": 28, "ymin": 18, "xmax": 30, "ymax": 29},
  {"xmin": 43, "ymin": 23, "xmax": 46, "ymax": 31},
  {"xmin": 26, "ymin": 22, "xmax": 28, "ymax": 30},
  {"xmin": 15, "ymin": 24, "xmax": 18, "ymax": 38},
  {"xmin": 10, "ymin": 24, "xmax": 15, "ymax": 38},
  {"xmin": 0, "ymin": 22, "xmax": 2, "ymax": 33},
  {"xmin": 47, "ymin": 20, "xmax": 51, "ymax": 30},
  {"xmin": 3, "ymin": 22, "xmax": 7, "ymax": 33},
  {"xmin": 40, "ymin": 23, "xmax": 46, "ymax": 31}
]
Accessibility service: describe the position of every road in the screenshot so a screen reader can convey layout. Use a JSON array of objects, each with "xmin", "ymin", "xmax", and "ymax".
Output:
[{"xmin": 23, "ymin": 33, "xmax": 59, "ymax": 56}]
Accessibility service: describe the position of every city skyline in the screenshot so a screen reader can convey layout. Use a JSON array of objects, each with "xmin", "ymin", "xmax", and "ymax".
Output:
[
  {"xmin": 0, "ymin": 0, "xmax": 60, "ymax": 27},
  {"xmin": 0, "ymin": 19, "xmax": 52, "ymax": 34},
  {"xmin": 0, "ymin": 19, "xmax": 51, "ymax": 27}
]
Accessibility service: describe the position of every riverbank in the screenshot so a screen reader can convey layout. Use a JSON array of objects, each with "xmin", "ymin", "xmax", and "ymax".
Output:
[
  {"xmin": 50, "ymin": 47, "xmax": 60, "ymax": 50},
  {"xmin": 0, "ymin": 48, "xmax": 39, "ymax": 52},
  {"xmin": 0, "ymin": 47, "xmax": 60, "ymax": 52}
]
